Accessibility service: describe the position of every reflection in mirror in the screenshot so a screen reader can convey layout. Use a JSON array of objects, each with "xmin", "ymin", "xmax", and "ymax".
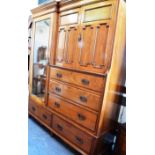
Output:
[{"xmin": 32, "ymin": 18, "xmax": 50, "ymax": 101}]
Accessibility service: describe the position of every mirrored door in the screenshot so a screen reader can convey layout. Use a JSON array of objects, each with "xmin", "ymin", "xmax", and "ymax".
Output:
[{"xmin": 32, "ymin": 18, "xmax": 50, "ymax": 101}]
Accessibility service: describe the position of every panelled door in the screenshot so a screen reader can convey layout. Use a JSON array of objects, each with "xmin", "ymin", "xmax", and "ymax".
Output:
[
  {"xmin": 76, "ymin": 1, "xmax": 114, "ymax": 74},
  {"xmin": 76, "ymin": 22, "xmax": 110, "ymax": 74},
  {"xmin": 54, "ymin": 9, "xmax": 80, "ymax": 69}
]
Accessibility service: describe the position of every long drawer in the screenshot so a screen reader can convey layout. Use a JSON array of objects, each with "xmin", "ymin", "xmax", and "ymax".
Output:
[
  {"xmin": 52, "ymin": 115, "xmax": 93, "ymax": 153},
  {"xmin": 50, "ymin": 67, "xmax": 105, "ymax": 92},
  {"xmin": 48, "ymin": 94, "xmax": 97, "ymax": 131},
  {"xmin": 49, "ymin": 80, "xmax": 102, "ymax": 111}
]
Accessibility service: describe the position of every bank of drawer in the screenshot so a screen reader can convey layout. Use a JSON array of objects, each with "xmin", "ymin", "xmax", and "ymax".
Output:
[
  {"xmin": 48, "ymin": 94, "xmax": 97, "ymax": 131},
  {"xmin": 52, "ymin": 115, "xmax": 93, "ymax": 153},
  {"xmin": 50, "ymin": 67, "xmax": 105, "ymax": 92},
  {"xmin": 39, "ymin": 107, "xmax": 52, "ymax": 127},
  {"xmin": 29, "ymin": 99, "xmax": 40, "ymax": 117},
  {"xmin": 49, "ymin": 80, "xmax": 102, "ymax": 111}
]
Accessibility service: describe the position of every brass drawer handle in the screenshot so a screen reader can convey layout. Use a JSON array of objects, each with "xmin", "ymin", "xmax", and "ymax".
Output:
[
  {"xmin": 57, "ymin": 124, "xmax": 63, "ymax": 131},
  {"xmin": 55, "ymin": 87, "xmax": 61, "ymax": 93},
  {"xmin": 79, "ymin": 96, "xmax": 87, "ymax": 103},
  {"xmin": 54, "ymin": 102, "xmax": 60, "ymax": 108},
  {"xmin": 75, "ymin": 136, "xmax": 83, "ymax": 145},
  {"xmin": 77, "ymin": 113, "xmax": 86, "ymax": 121},
  {"xmin": 42, "ymin": 114, "xmax": 47, "ymax": 120},
  {"xmin": 56, "ymin": 73, "xmax": 62, "ymax": 78},
  {"xmin": 81, "ymin": 79, "xmax": 89, "ymax": 85},
  {"xmin": 32, "ymin": 107, "xmax": 36, "ymax": 111}
]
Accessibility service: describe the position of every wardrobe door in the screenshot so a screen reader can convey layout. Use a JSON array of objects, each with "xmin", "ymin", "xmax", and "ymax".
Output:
[
  {"xmin": 31, "ymin": 17, "xmax": 51, "ymax": 102},
  {"xmin": 55, "ymin": 26, "xmax": 79, "ymax": 69},
  {"xmin": 54, "ymin": 9, "xmax": 80, "ymax": 69},
  {"xmin": 75, "ymin": 1, "xmax": 115, "ymax": 75},
  {"xmin": 76, "ymin": 23, "xmax": 109, "ymax": 74}
]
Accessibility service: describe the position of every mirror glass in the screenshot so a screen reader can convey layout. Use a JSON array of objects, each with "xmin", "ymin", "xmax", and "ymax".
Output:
[{"xmin": 32, "ymin": 18, "xmax": 50, "ymax": 101}]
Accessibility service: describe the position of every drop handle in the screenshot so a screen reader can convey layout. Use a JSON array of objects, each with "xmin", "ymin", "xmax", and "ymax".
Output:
[
  {"xmin": 42, "ymin": 114, "xmax": 47, "ymax": 120},
  {"xmin": 55, "ymin": 87, "xmax": 61, "ymax": 93},
  {"xmin": 79, "ymin": 96, "xmax": 87, "ymax": 103},
  {"xmin": 54, "ymin": 102, "xmax": 60, "ymax": 108},
  {"xmin": 56, "ymin": 73, "xmax": 62, "ymax": 78},
  {"xmin": 81, "ymin": 79, "xmax": 89, "ymax": 85},
  {"xmin": 78, "ymin": 33, "xmax": 83, "ymax": 48},
  {"xmin": 77, "ymin": 113, "xmax": 86, "ymax": 121},
  {"xmin": 75, "ymin": 136, "xmax": 83, "ymax": 145},
  {"xmin": 57, "ymin": 124, "xmax": 63, "ymax": 131},
  {"xmin": 78, "ymin": 33, "xmax": 82, "ymax": 42}
]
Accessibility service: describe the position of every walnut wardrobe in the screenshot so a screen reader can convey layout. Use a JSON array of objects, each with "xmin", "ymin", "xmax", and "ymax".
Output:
[{"xmin": 28, "ymin": 0, "xmax": 126, "ymax": 154}]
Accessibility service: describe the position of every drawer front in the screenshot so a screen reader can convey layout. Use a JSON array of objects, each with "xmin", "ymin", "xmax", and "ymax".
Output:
[
  {"xmin": 39, "ymin": 107, "xmax": 52, "ymax": 126},
  {"xmin": 49, "ymin": 80, "xmax": 102, "ymax": 111},
  {"xmin": 29, "ymin": 99, "xmax": 40, "ymax": 117},
  {"xmin": 48, "ymin": 94, "xmax": 97, "ymax": 131},
  {"xmin": 50, "ymin": 67, "xmax": 105, "ymax": 92},
  {"xmin": 52, "ymin": 115, "xmax": 93, "ymax": 153}
]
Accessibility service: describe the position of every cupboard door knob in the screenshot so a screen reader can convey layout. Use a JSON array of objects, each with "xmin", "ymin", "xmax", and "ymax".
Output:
[
  {"xmin": 78, "ymin": 33, "xmax": 82, "ymax": 42},
  {"xmin": 56, "ymin": 73, "xmax": 62, "ymax": 78},
  {"xmin": 77, "ymin": 113, "xmax": 86, "ymax": 121},
  {"xmin": 75, "ymin": 136, "xmax": 83, "ymax": 145},
  {"xmin": 79, "ymin": 96, "xmax": 87, "ymax": 103},
  {"xmin": 81, "ymin": 79, "xmax": 89, "ymax": 85},
  {"xmin": 55, "ymin": 87, "xmax": 61, "ymax": 93},
  {"xmin": 57, "ymin": 124, "xmax": 63, "ymax": 131},
  {"xmin": 54, "ymin": 102, "xmax": 60, "ymax": 108},
  {"xmin": 32, "ymin": 107, "xmax": 36, "ymax": 111},
  {"xmin": 42, "ymin": 114, "xmax": 47, "ymax": 120}
]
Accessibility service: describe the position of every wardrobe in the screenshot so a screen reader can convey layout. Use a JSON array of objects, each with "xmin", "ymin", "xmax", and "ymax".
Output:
[{"xmin": 29, "ymin": 0, "xmax": 126, "ymax": 154}]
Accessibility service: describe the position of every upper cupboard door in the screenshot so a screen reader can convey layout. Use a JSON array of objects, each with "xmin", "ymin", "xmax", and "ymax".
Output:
[
  {"xmin": 55, "ymin": 26, "xmax": 79, "ymax": 68},
  {"xmin": 76, "ymin": 1, "xmax": 116, "ymax": 74},
  {"xmin": 77, "ymin": 22, "xmax": 110, "ymax": 74},
  {"xmin": 54, "ymin": 9, "xmax": 80, "ymax": 69}
]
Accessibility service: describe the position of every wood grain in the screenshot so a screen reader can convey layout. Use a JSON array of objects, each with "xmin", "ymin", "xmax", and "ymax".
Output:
[
  {"xmin": 29, "ymin": 0, "xmax": 126, "ymax": 154},
  {"xmin": 48, "ymin": 94, "xmax": 98, "ymax": 131},
  {"xmin": 52, "ymin": 115, "xmax": 93, "ymax": 153},
  {"xmin": 50, "ymin": 67, "xmax": 105, "ymax": 92},
  {"xmin": 49, "ymin": 80, "xmax": 102, "ymax": 111}
]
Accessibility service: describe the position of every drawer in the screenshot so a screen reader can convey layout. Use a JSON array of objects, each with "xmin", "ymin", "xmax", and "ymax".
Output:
[
  {"xmin": 39, "ymin": 107, "xmax": 52, "ymax": 127},
  {"xmin": 48, "ymin": 94, "xmax": 97, "ymax": 131},
  {"xmin": 50, "ymin": 67, "xmax": 105, "ymax": 92},
  {"xmin": 49, "ymin": 80, "xmax": 102, "ymax": 111},
  {"xmin": 52, "ymin": 115, "xmax": 93, "ymax": 153},
  {"xmin": 29, "ymin": 99, "xmax": 40, "ymax": 117}
]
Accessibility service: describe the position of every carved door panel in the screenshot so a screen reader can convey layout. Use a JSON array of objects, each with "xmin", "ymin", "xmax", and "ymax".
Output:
[
  {"xmin": 76, "ymin": 23, "xmax": 109, "ymax": 74},
  {"xmin": 55, "ymin": 27, "xmax": 66, "ymax": 66},
  {"xmin": 64, "ymin": 26, "xmax": 78, "ymax": 66},
  {"xmin": 91, "ymin": 23, "xmax": 109, "ymax": 69},
  {"xmin": 55, "ymin": 26, "xmax": 79, "ymax": 69},
  {"xmin": 78, "ymin": 25, "xmax": 96, "ymax": 67}
]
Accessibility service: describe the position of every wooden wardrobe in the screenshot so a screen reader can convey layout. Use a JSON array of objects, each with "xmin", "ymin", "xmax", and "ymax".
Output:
[{"xmin": 29, "ymin": 0, "xmax": 126, "ymax": 154}]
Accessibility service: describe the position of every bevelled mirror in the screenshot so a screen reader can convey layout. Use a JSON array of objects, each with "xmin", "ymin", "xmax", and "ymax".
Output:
[{"xmin": 32, "ymin": 18, "xmax": 50, "ymax": 101}]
